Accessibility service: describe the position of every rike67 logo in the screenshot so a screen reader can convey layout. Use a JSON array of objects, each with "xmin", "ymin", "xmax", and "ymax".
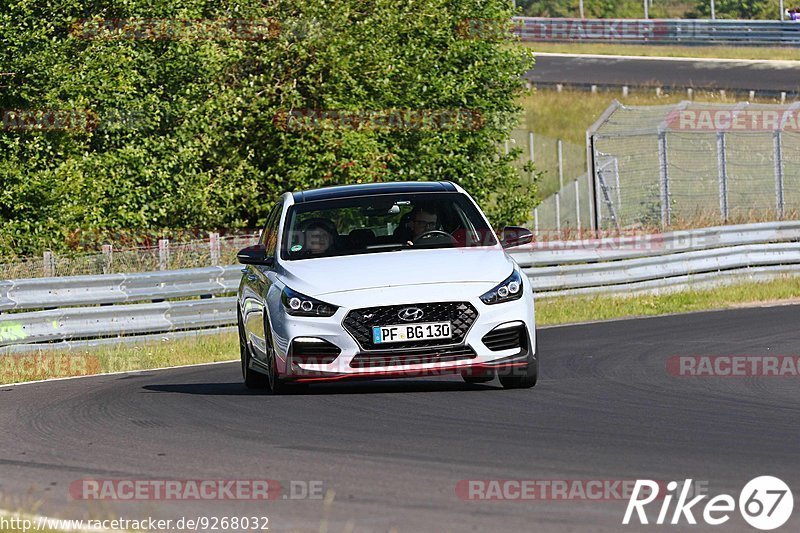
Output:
[{"xmin": 624, "ymin": 476, "xmax": 793, "ymax": 530}]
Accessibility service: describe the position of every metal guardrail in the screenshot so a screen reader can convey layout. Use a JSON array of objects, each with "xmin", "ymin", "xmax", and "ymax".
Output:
[
  {"xmin": 1, "ymin": 221, "xmax": 799, "ymax": 353},
  {"xmin": 512, "ymin": 17, "xmax": 800, "ymax": 46},
  {"xmin": 514, "ymin": 221, "xmax": 800, "ymax": 266},
  {"xmin": 0, "ymin": 265, "xmax": 239, "ymax": 311},
  {"xmin": 0, "ymin": 298, "xmax": 237, "ymax": 348}
]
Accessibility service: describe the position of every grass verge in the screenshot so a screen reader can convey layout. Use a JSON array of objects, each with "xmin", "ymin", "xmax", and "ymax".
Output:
[
  {"xmin": 3, "ymin": 277, "xmax": 800, "ymax": 385},
  {"xmin": 525, "ymin": 42, "xmax": 800, "ymax": 62},
  {"xmin": 536, "ymin": 276, "xmax": 800, "ymax": 326},
  {"xmin": 0, "ymin": 331, "xmax": 237, "ymax": 385}
]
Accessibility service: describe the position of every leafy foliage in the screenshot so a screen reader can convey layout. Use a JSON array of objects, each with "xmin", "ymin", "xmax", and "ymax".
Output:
[
  {"xmin": 692, "ymin": 0, "xmax": 782, "ymax": 19},
  {"xmin": 0, "ymin": 0, "xmax": 535, "ymax": 257}
]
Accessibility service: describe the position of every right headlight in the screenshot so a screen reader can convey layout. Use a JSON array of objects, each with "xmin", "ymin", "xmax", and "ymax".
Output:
[
  {"xmin": 480, "ymin": 269, "xmax": 524, "ymax": 305},
  {"xmin": 280, "ymin": 286, "xmax": 339, "ymax": 317}
]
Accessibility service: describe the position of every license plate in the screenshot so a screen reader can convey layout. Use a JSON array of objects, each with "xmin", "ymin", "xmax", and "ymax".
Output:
[{"xmin": 372, "ymin": 321, "xmax": 452, "ymax": 344}]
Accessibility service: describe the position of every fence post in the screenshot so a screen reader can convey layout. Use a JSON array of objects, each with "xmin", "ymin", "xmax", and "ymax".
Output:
[
  {"xmin": 575, "ymin": 180, "xmax": 581, "ymax": 232},
  {"xmin": 657, "ymin": 131, "xmax": 671, "ymax": 227},
  {"xmin": 716, "ymin": 131, "xmax": 729, "ymax": 222},
  {"xmin": 555, "ymin": 192, "xmax": 561, "ymax": 235},
  {"xmin": 209, "ymin": 232, "xmax": 220, "ymax": 266},
  {"xmin": 557, "ymin": 139, "xmax": 564, "ymax": 190},
  {"xmin": 774, "ymin": 130, "xmax": 785, "ymax": 220},
  {"xmin": 528, "ymin": 131, "xmax": 535, "ymax": 186},
  {"xmin": 43, "ymin": 251, "xmax": 55, "ymax": 277},
  {"xmin": 102, "ymin": 244, "xmax": 113, "ymax": 275},
  {"xmin": 158, "ymin": 239, "xmax": 170, "ymax": 271}
]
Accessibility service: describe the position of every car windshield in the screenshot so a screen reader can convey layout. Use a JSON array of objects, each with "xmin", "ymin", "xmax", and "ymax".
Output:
[{"xmin": 281, "ymin": 192, "xmax": 497, "ymax": 260}]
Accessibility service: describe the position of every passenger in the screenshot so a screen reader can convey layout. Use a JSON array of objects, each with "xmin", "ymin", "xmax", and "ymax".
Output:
[{"xmin": 303, "ymin": 220, "xmax": 336, "ymax": 255}]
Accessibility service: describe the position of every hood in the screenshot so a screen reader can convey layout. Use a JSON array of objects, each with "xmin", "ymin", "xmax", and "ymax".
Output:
[{"xmin": 278, "ymin": 247, "xmax": 515, "ymax": 297}]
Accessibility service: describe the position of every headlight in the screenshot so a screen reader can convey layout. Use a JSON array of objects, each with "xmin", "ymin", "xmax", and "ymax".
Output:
[
  {"xmin": 480, "ymin": 269, "xmax": 524, "ymax": 305},
  {"xmin": 281, "ymin": 286, "xmax": 339, "ymax": 317}
]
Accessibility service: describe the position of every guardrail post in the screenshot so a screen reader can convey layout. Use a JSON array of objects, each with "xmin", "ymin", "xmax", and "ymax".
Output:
[
  {"xmin": 534, "ymin": 208, "xmax": 539, "ymax": 238},
  {"xmin": 557, "ymin": 139, "xmax": 564, "ymax": 190},
  {"xmin": 43, "ymin": 251, "xmax": 55, "ymax": 277},
  {"xmin": 774, "ymin": 130, "xmax": 785, "ymax": 220},
  {"xmin": 658, "ymin": 130, "xmax": 671, "ymax": 227},
  {"xmin": 575, "ymin": 180, "xmax": 581, "ymax": 232},
  {"xmin": 102, "ymin": 244, "xmax": 113, "ymax": 274},
  {"xmin": 209, "ymin": 232, "xmax": 220, "ymax": 267},
  {"xmin": 717, "ymin": 131, "xmax": 729, "ymax": 222},
  {"xmin": 158, "ymin": 239, "xmax": 170, "ymax": 271}
]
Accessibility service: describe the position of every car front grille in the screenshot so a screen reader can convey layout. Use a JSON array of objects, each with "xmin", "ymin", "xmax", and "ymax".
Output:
[
  {"xmin": 350, "ymin": 345, "xmax": 477, "ymax": 368},
  {"xmin": 342, "ymin": 301, "xmax": 479, "ymax": 351}
]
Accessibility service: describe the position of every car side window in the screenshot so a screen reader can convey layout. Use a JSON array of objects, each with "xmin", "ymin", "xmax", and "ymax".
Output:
[{"xmin": 263, "ymin": 204, "xmax": 282, "ymax": 258}]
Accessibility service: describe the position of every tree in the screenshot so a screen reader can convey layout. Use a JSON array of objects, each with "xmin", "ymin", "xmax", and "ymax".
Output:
[
  {"xmin": 693, "ymin": 0, "xmax": 782, "ymax": 19},
  {"xmin": 0, "ymin": 0, "xmax": 536, "ymax": 257}
]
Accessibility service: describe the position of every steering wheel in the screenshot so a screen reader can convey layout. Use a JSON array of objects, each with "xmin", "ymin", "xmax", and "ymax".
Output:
[{"xmin": 412, "ymin": 230, "xmax": 457, "ymax": 246}]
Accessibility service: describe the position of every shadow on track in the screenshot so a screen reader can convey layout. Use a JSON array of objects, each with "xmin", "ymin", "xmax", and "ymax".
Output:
[{"xmin": 142, "ymin": 379, "xmax": 501, "ymax": 396}]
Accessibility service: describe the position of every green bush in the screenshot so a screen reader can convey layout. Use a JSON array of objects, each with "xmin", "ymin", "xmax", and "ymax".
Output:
[
  {"xmin": 692, "ymin": 0, "xmax": 782, "ymax": 19},
  {"xmin": 0, "ymin": 0, "xmax": 535, "ymax": 257}
]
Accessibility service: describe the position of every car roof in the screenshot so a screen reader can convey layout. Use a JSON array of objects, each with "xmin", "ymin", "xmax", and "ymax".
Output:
[{"xmin": 291, "ymin": 181, "xmax": 457, "ymax": 203}]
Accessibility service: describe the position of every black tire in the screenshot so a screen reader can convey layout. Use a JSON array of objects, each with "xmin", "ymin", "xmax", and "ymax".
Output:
[
  {"xmin": 265, "ymin": 343, "xmax": 285, "ymax": 394},
  {"xmin": 499, "ymin": 339, "xmax": 539, "ymax": 390},
  {"xmin": 239, "ymin": 314, "xmax": 269, "ymax": 389},
  {"xmin": 263, "ymin": 314, "xmax": 289, "ymax": 395}
]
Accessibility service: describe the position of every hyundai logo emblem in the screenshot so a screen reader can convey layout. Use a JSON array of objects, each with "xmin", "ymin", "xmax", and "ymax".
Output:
[{"xmin": 398, "ymin": 307, "xmax": 424, "ymax": 322}]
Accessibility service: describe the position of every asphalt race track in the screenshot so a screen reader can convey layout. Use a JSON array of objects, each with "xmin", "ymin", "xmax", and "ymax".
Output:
[
  {"xmin": 1, "ymin": 305, "xmax": 799, "ymax": 532},
  {"xmin": 526, "ymin": 54, "xmax": 800, "ymax": 93}
]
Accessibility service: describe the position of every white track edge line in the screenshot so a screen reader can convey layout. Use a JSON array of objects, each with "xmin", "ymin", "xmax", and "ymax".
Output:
[{"xmin": 532, "ymin": 51, "xmax": 800, "ymax": 65}]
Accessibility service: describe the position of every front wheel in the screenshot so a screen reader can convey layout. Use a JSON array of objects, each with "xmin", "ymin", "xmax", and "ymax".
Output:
[{"xmin": 499, "ymin": 339, "xmax": 538, "ymax": 389}]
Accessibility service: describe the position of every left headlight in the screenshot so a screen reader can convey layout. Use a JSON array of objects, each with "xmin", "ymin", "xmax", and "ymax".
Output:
[
  {"xmin": 281, "ymin": 286, "xmax": 339, "ymax": 317},
  {"xmin": 480, "ymin": 269, "xmax": 524, "ymax": 305}
]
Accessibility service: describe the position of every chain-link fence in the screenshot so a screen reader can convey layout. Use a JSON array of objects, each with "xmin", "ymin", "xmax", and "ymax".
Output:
[
  {"xmin": 534, "ymin": 174, "xmax": 593, "ymax": 234},
  {"xmin": 589, "ymin": 100, "xmax": 800, "ymax": 230},
  {"xmin": 0, "ymin": 233, "xmax": 260, "ymax": 279},
  {"xmin": 506, "ymin": 128, "xmax": 590, "ymax": 232},
  {"xmin": 508, "ymin": 129, "xmax": 585, "ymax": 199}
]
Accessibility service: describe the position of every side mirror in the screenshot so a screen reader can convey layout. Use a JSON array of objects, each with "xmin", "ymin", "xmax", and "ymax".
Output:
[
  {"xmin": 500, "ymin": 226, "xmax": 533, "ymax": 249},
  {"xmin": 237, "ymin": 244, "xmax": 274, "ymax": 266}
]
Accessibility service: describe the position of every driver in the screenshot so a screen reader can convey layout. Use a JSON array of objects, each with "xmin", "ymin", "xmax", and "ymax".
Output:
[{"xmin": 401, "ymin": 204, "xmax": 440, "ymax": 245}]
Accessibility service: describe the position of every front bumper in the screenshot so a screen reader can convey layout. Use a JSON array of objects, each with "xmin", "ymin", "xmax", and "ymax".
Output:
[{"xmin": 267, "ymin": 283, "xmax": 536, "ymax": 382}]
